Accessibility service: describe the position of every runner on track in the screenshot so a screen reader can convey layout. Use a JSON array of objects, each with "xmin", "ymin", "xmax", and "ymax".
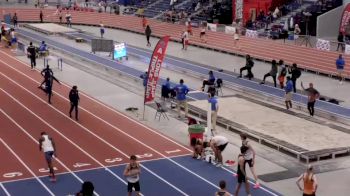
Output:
[
  {"xmin": 69, "ymin": 85, "xmax": 80, "ymax": 120},
  {"xmin": 124, "ymin": 155, "xmax": 141, "ymax": 196},
  {"xmin": 39, "ymin": 65, "xmax": 54, "ymax": 88},
  {"xmin": 240, "ymin": 133, "xmax": 260, "ymax": 189},
  {"xmin": 39, "ymin": 132, "xmax": 57, "ymax": 182},
  {"xmin": 234, "ymin": 146, "xmax": 251, "ymax": 196}
]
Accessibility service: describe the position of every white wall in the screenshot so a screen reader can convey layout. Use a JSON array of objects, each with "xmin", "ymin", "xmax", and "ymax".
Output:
[{"xmin": 316, "ymin": 5, "xmax": 343, "ymax": 38}]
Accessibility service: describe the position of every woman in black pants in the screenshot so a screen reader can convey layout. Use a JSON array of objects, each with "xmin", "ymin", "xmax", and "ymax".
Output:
[
  {"xmin": 260, "ymin": 60, "xmax": 278, "ymax": 87},
  {"xmin": 145, "ymin": 25, "xmax": 152, "ymax": 47}
]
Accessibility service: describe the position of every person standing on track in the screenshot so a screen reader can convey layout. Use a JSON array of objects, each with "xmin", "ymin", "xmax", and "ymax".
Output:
[
  {"xmin": 27, "ymin": 42, "xmax": 37, "ymax": 70},
  {"xmin": 208, "ymin": 92, "xmax": 219, "ymax": 132},
  {"xmin": 238, "ymin": 55, "xmax": 254, "ymax": 80},
  {"xmin": 199, "ymin": 24, "xmax": 207, "ymax": 43},
  {"xmin": 277, "ymin": 60, "xmax": 287, "ymax": 89},
  {"xmin": 174, "ymin": 79, "xmax": 189, "ymax": 118},
  {"xmin": 296, "ymin": 165, "xmax": 318, "ymax": 196},
  {"xmin": 285, "ymin": 76, "xmax": 293, "ymax": 110},
  {"xmin": 301, "ymin": 82, "xmax": 320, "ymax": 117},
  {"xmin": 205, "ymin": 135, "xmax": 228, "ymax": 167},
  {"xmin": 234, "ymin": 146, "xmax": 251, "ymax": 196},
  {"xmin": 69, "ymin": 85, "xmax": 80, "ymax": 120},
  {"xmin": 124, "ymin": 155, "xmax": 141, "ymax": 196},
  {"xmin": 145, "ymin": 25, "xmax": 152, "ymax": 47},
  {"xmin": 260, "ymin": 60, "xmax": 278, "ymax": 87},
  {"xmin": 290, "ymin": 63, "xmax": 301, "ymax": 93},
  {"xmin": 40, "ymin": 10, "xmax": 44, "ymax": 23},
  {"xmin": 39, "ymin": 132, "xmax": 57, "ymax": 182},
  {"xmin": 100, "ymin": 22, "xmax": 105, "ymax": 38},
  {"xmin": 240, "ymin": 133, "xmax": 260, "ymax": 189},
  {"xmin": 39, "ymin": 65, "xmax": 54, "ymax": 87},
  {"xmin": 12, "ymin": 13, "xmax": 18, "ymax": 28},
  {"xmin": 336, "ymin": 54, "xmax": 345, "ymax": 84}
]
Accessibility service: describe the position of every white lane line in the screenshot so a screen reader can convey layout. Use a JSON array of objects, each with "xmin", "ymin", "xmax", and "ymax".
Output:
[
  {"xmin": 0, "ymin": 183, "xmax": 11, "ymax": 196},
  {"xmin": 0, "ymin": 138, "xmax": 55, "ymax": 196}
]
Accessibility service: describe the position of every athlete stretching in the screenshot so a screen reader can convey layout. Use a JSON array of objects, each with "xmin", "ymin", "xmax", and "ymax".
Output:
[{"xmin": 39, "ymin": 132, "xmax": 57, "ymax": 182}]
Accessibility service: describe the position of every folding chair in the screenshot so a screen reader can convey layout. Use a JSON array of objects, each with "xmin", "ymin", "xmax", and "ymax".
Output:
[{"xmin": 155, "ymin": 102, "xmax": 169, "ymax": 121}]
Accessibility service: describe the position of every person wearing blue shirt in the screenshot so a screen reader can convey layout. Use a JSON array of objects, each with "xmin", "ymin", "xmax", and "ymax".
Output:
[
  {"xmin": 161, "ymin": 77, "xmax": 171, "ymax": 100},
  {"xmin": 208, "ymin": 92, "xmax": 219, "ymax": 131},
  {"xmin": 336, "ymin": 54, "xmax": 345, "ymax": 84},
  {"xmin": 174, "ymin": 79, "xmax": 189, "ymax": 118},
  {"xmin": 284, "ymin": 76, "xmax": 293, "ymax": 110},
  {"xmin": 39, "ymin": 41, "xmax": 47, "ymax": 51},
  {"xmin": 140, "ymin": 71, "xmax": 148, "ymax": 88},
  {"xmin": 202, "ymin": 70, "xmax": 216, "ymax": 91}
]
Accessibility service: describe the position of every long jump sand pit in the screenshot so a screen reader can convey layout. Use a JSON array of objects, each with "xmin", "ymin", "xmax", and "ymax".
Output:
[
  {"xmin": 25, "ymin": 23, "xmax": 78, "ymax": 34},
  {"xmin": 190, "ymin": 97, "xmax": 350, "ymax": 152}
]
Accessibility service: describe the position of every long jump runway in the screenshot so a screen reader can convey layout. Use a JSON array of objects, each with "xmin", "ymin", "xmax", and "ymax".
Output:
[{"xmin": 0, "ymin": 49, "xmax": 280, "ymax": 195}]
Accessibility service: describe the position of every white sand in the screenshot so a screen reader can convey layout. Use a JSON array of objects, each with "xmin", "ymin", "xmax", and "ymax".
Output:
[
  {"xmin": 27, "ymin": 23, "xmax": 78, "ymax": 33},
  {"xmin": 190, "ymin": 97, "xmax": 350, "ymax": 151}
]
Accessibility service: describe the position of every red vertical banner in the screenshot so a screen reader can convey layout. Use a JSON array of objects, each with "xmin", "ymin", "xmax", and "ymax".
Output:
[{"xmin": 144, "ymin": 36, "xmax": 170, "ymax": 103}]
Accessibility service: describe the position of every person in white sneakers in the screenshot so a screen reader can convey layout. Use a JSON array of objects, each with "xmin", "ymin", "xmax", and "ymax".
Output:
[
  {"xmin": 240, "ymin": 133, "xmax": 260, "ymax": 189},
  {"xmin": 205, "ymin": 135, "xmax": 228, "ymax": 167},
  {"xmin": 39, "ymin": 132, "xmax": 57, "ymax": 182}
]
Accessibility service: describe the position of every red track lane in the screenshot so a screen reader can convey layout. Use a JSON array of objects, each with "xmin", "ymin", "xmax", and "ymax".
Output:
[
  {"xmin": 0, "ymin": 128, "xmax": 32, "ymax": 182},
  {"xmin": 0, "ymin": 110, "xmax": 61, "ymax": 178},
  {"xmin": 0, "ymin": 50, "xmax": 192, "ymax": 157},
  {"xmin": 0, "ymin": 90, "xmax": 101, "ymax": 173},
  {"xmin": 0, "ymin": 74, "xmax": 153, "ymax": 168}
]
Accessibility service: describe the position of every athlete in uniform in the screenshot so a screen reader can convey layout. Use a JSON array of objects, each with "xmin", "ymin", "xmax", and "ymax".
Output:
[
  {"xmin": 296, "ymin": 165, "xmax": 318, "ymax": 196},
  {"xmin": 215, "ymin": 180, "xmax": 230, "ymax": 196},
  {"xmin": 39, "ymin": 65, "xmax": 54, "ymax": 88},
  {"xmin": 190, "ymin": 137, "xmax": 204, "ymax": 159},
  {"xmin": 205, "ymin": 135, "xmax": 228, "ymax": 167},
  {"xmin": 234, "ymin": 146, "xmax": 251, "ymax": 196},
  {"xmin": 240, "ymin": 133, "xmax": 260, "ymax": 189},
  {"xmin": 124, "ymin": 155, "xmax": 141, "ymax": 196},
  {"xmin": 39, "ymin": 132, "xmax": 57, "ymax": 182}
]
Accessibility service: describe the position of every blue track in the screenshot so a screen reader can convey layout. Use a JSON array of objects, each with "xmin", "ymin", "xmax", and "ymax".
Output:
[
  {"xmin": 1, "ymin": 156, "xmax": 280, "ymax": 195},
  {"xmin": 18, "ymin": 29, "xmax": 350, "ymax": 118}
]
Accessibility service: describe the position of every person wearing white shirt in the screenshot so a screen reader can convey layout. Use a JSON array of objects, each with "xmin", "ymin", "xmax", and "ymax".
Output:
[{"xmin": 205, "ymin": 135, "xmax": 228, "ymax": 167}]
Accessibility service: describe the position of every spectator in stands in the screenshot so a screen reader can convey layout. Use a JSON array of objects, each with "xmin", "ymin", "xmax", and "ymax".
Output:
[
  {"xmin": 27, "ymin": 42, "xmax": 37, "ymax": 70},
  {"xmin": 301, "ymin": 82, "xmax": 320, "ymax": 116},
  {"xmin": 202, "ymin": 70, "xmax": 216, "ymax": 91},
  {"xmin": 290, "ymin": 63, "xmax": 301, "ymax": 93},
  {"xmin": 296, "ymin": 165, "xmax": 318, "ymax": 196},
  {"xmin": 100, "ymin": 22, "xmax": 105, "ymax": 38},
  {"xmin": 273, "ymin": 7, "xmax": 280, "ymax": 19},
  {"xmin": 285, "ymin": 76, "xmax": 293, "ymax": 109},
  {"xmin": 277, "ymin": 60, "xmax": 287, "ymax": 89},
  {"xmin": 336, "ymin": 54, "xmax": 345, "ymax": 84},
  {"xmin": 145, "ymin": 25, "xmax": 152, "ymax": 47},
  {"xmin": 12, "ymin": 13, "xmax": 18, "ymax": 28},
  {"xmin": 174, "ymin": 79, "xmax": 189, "ymax": 118},
  {"xmin": 238, "ymin": 55, "xmax": 254, "ymax": 80},
  {"xmin": 215, "ymin": 180, "xmax": 230, "ymax": 196},
  {"xmin": 260, "ymin": 60, "xmax": 278, "ymax": 87},
  {"xmin": 139, "ymin": 70, "xmax": 148, "ymax": 89},
  {"xmin": 76, "ymin": 181, "xmax": 94, "ymax": 196},
  {"xmin": 40, "ymin": 10, "xmax": 44, "ymax": 23},
  {"xmin": 337, "ymin": 32, "xmax": 345, "ymax": 52}
]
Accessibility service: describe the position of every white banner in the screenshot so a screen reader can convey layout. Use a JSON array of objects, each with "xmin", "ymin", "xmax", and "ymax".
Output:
[
  {"xmin": 245, "ymin": 30, "xmax": 258, "ymax": 38},
  {"xmin": 316, "ymin": 39, "xmax": 330, "ymax": 51},
  {"xmin": 225, "ymin": 26, "xmax": 236, "ymax": 35},
  {"xmin": 345, "ymin": 44, "xmax": 350, "ymax": 55},
  {"xmin": 235, "ymin": 0, "xmax": 243, "ymax": 20},
  {"xmin": 207, "ymin": 23, "xmax": 217, "ymax": 32}
]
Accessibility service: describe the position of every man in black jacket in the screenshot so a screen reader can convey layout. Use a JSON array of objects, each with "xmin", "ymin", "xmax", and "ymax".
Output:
[
  {"xmin": 145, "ymin": 25, "xmax": 152, "ymax": 47},
  {"xmin": 290, "ymin": 63, "xmax": 301, "ymax": 93},
  {"xmin": 27, "ymin": 42, "xmax": 36, "ymax": 69},
  {"xmin": 238, "ymin": 55, "xmax": 254, "ymax": 80},
  {"xmin": 69, "ymin": 86, "xmax": 80, "ymax": 120}
]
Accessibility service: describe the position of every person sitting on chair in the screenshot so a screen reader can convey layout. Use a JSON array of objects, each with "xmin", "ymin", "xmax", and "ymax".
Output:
[
  {"xmin": 202, "ymin": 70, "xmax": 216, "ymax": 91},
  {"xmin": 38, "ymin": 41, "xmax": 49, "ymax": 56}
]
